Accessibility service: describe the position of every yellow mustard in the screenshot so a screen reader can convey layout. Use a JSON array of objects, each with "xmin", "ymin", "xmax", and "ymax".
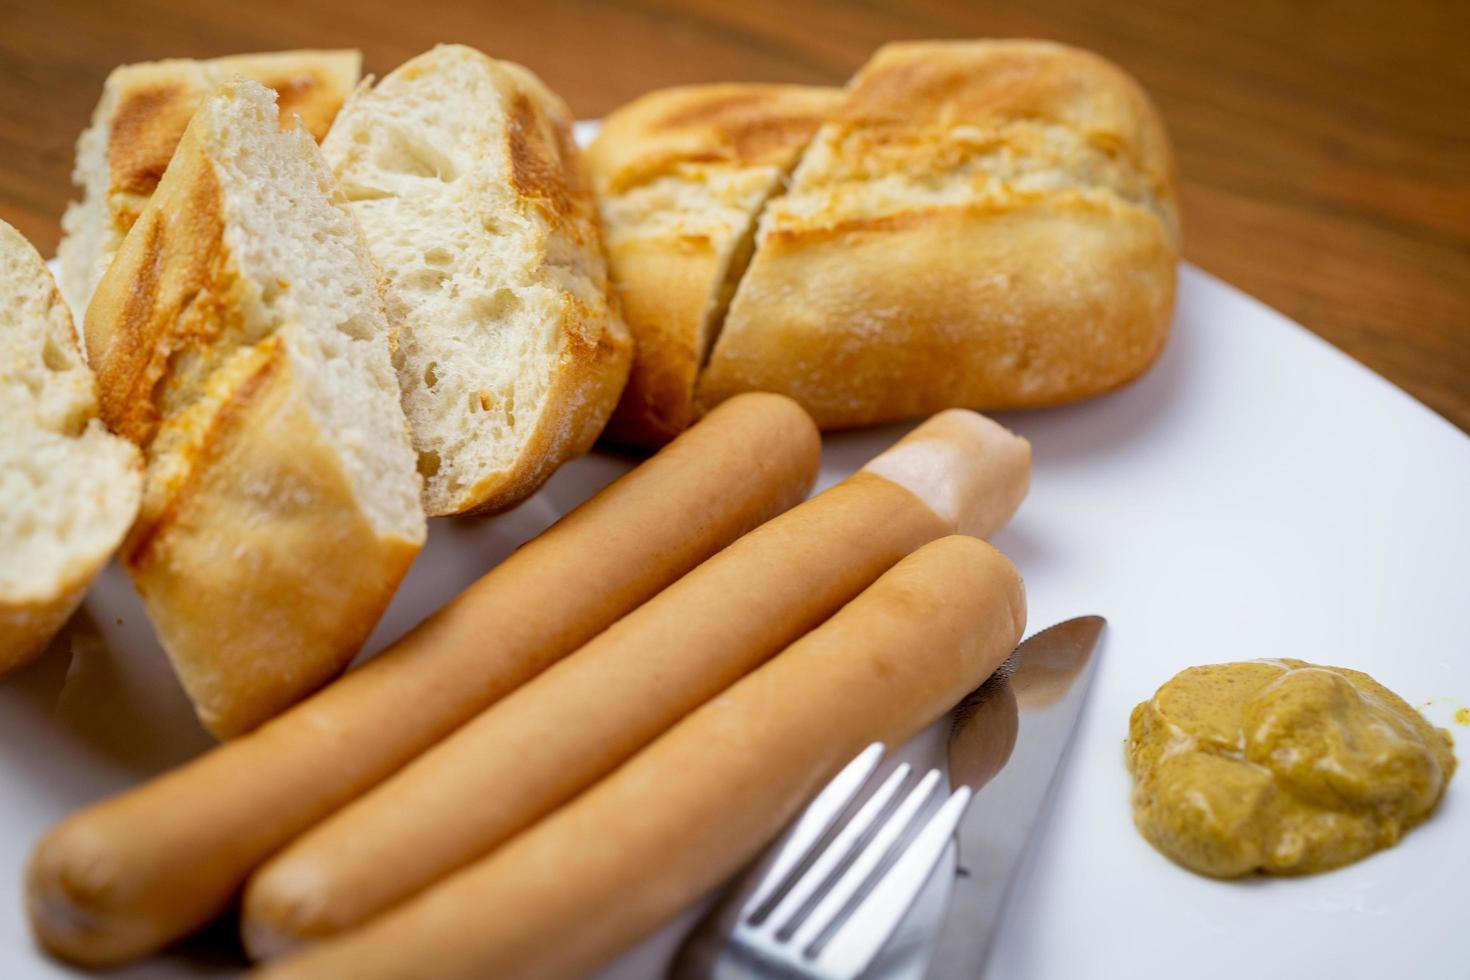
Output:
[{"xmin": 1126, "ymin": 659, "xmax": 1456, "ymax": 878}]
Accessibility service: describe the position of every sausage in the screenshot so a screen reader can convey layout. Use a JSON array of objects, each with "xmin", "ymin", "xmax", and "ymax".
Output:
[
  {"xmin": 25, "ymin": 392, "xmax": 821, "ymax": 967},
  {"xmin": 241, "ymin": 410, "xmax": 1030, "ymax": 957},
  {"xmin": 255, "ymin": 535, "xmax": 1026, "ymax": 980}
]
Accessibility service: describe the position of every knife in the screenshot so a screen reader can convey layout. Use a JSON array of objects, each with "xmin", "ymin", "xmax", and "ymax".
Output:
[
  {"xmin": 918, "ymin": 614, "xmax": 1105, "ymax": 979},
  {"xmin": 668, "ymin": 616, "xmax": 1104, "ymax": 980}
]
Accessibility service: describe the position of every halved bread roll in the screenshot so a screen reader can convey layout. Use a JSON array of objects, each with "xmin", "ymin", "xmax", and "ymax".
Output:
[
  {"xmin": 696, "ymin": 40, "xmax": 1180, "ymax": 428},
  {"xmin": 58, "ymin": 50, "xmax": 361, "ymax": 321},
  {"xmin": 0, "ymin": 221, "xmax": 141, "ymax": 677},
  {"xmin": 321, "ymin": 44, "xmax": 632, "ymax": 515},
  {"xmin": 85, "ymin": 80, "xmax": 426, "ymax": 738},
  {"xmin": 586, "ymin": 84, "xmax": 842, "ymax": 448}
]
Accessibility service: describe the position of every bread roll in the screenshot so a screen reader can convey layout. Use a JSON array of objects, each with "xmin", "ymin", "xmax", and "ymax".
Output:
[
  {"xmin": 586, "ymin": 84, "xmax": 843, "ymax": 447},
  {"xmin": 697, "ymin": 40, "xmax": 1180, "ymax": 427},
  {"xmin": 83, "ymin": 80, "xmax": 425, "ymax": 738},
  {"xmin": 0, "ymin": 220, "xmax": 140, "ymax": 676},
  {"xmin": 58, "ymin": 50, "xmax": 360, "ymax": 319},
  {"xmin": 26, "ymin": 392, "xmax": 819, "ymax": 968},
  {"xmin": 241, "ymin": 410, "xmax": 1029, "ymax": 956},
  {"xmin": 255, "ymin": 535, "xmax": 1026, "ymax": 980},
  {"xmin": 322, "ymin": 45, "xmax": 632, "ymax": 514}
]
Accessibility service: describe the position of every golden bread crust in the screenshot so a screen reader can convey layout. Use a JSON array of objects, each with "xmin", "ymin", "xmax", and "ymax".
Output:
[
  {"xmin": 587, "ymin": 84, "xmax": 842, "ymax": 448},
  {"xmin": 123, "ymin": 338, "xmax": 420, "ymax": 737},
  {"xmin": 0, "ymin": 219, "xmax": 141, "ymax": 678},
  {"xmin": 322, "ymin": 47, "xmax": 630, "ymax": 515},
  {"xmin": 105, "ymin": 52, "xmax": 360, "ymax": 222},
  {"xmin": 454, "ymin": 289, "xmax": 633, "ymax": 517},
  {"xmin": 600, "ymin": 234, "xmax": 721, "ymax": 445},
  {"xmin": 106, "ymin": 76, "xmax": 201, "ymax": 201},
  {"xmin": 85, "ymin": 82, "xmax": 421, "ymax": 738},
  {"xmin": 588, "ymin": 83, "xmax": 848, "ymax": 190},
  {"xmin": 59, "ymin": 51, "xmax": 360, "ymax": 319},
  {"xmin": 698, "ymin": 39, "xmax": 1180, "ymax": 426},
  {"xmin": 840, "ymin": 40, "xmax": 1175, "ymax": 195},
  {"xmin": 86, "ymin": 135, "xmax": 241, "ymax": 448},
  {"xmin": 700, "ymin": 196, "xmax": 1176, "ymax": 427},
  {"xmin": 459, "ymin": 57, "xmax": 633, "ymax": 514}
]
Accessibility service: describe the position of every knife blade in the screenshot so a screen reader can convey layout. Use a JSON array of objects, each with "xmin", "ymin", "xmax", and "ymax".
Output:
[
  {"xmin": 922, "ymin": 614, "xmax": 1105, "ymax": 978},
  {"xmin": 667, "ymin": 616, "xmax": 1103, "ymax": 980}
]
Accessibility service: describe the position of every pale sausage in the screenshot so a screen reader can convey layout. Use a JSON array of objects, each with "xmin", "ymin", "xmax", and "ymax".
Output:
[
  {"xmin": 242, "ymin": 411, "xmax": 1029, "ymax": 956},
  {"xmin": 26, "ymin": 392, "xmax": 821, "ymax": 967},
  {"xmin": 256, "ymin": 535, "xmax": 1025, "ymax": 980}
]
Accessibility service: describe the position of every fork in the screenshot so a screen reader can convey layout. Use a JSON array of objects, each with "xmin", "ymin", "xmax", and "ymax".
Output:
[{"xmin": 675, "ymin": 743, "xmax": 973, "ymax": 980}]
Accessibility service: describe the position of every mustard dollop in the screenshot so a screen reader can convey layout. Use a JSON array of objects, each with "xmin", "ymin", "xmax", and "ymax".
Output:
[{"xmin": 1126, "ymin": 659, "xmax": 1456, "ymax": 877}]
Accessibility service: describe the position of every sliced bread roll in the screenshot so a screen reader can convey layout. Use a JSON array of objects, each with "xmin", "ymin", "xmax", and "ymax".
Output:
[
  {"xmin": 85, "ymin": 80, "xmax": 426, "ymax": 738},
  {"xmin": 321, "ymin": 44, "xmax": 632, "ymax": 515},
  {"xmin": 0, "ymin": 220, "xmax": 141, "ymax": 677},
  {"xmin": 586, "ymin": 84, "xmax": 842, "ymax": 448},
  {"xmin": 59, "ymin": 49, "xmax": 361, "ymax": 320},
  {"xmin": 696, "ymin": 40, "xmax": 1180, "ymax": 428}
]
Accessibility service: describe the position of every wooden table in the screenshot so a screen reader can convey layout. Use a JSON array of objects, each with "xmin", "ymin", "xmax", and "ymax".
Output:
[{"xmin": 3, "ymin": 0, "xmax": 1465, "ymax": 430}]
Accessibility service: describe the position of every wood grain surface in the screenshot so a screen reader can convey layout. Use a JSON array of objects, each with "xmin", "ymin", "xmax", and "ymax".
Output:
[{"xmin": 2, "ymin": 0, "xmax": 1465, "ymax": 430}]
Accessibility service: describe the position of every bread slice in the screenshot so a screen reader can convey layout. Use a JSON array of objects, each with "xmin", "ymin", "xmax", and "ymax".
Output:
[
  {"xmin": 59, "ymin": 50, "xmax": 361, "ymax": 321},
  {"xmin": 586, "ymin": 84, "xmax": 842, "ymax": 448},
  {"xmin": 696, "ymin": 40, "xmax": 1181, "ymax": 429},
  {"xmin": 85, "ymin": 80, "xmax": 425, "ymax": 738},
  {"xmin": 0, "ymin": 221, "xmax": 141, "ymax": 677},
  {"xmin": 321, "ymin": 45, "xmax": 632, "ymax": 515}
]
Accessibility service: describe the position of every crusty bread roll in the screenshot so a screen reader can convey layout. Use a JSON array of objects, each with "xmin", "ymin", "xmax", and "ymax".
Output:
[
  {"xmin": 321, "ymin": 45, "xmax": 632, "ymax": 515},
  {"xmin": 58, "ymin": 50, "xmax": 361, "ymax": 320},
  {"xmin": 255, "ymin": 535, "xmax": 1026, "ymax": 980},
  {"xmin": 697, "ymin": 40, "xmax": 1180, "ymax": 427},
  {"xmin": 26, "ymin": 393, "xmax": 818, "ymax": 968},
  {"xmin": 587, "ymin": 84, "xmax": 843, "ymax": 448},
  {"xmin": 589, "ymin": 41, "xmax": 1180, "ymax": 437},
  {"xmin": 0, "ymin": 220, "xmax": 141, "ymax": 677},
  {"xmin": 83, "ymin": 80, "xmax": 425, "ymax": 738}
]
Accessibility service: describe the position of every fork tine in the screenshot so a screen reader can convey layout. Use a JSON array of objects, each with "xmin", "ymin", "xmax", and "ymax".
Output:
[
  {"xmin": 789, "ymin": 768, "xmax": 943, "ymax": 953},
  {"xmin": 759, "ymin": 762, "xmax": 914, "ymax": 939},
  {"xmin": 743, "ymin": 743, "xmax": 885, "ymax": 924},
  {"xmin": 810, "ymin": 784, "xmax": 974, "ymax": 976}
]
